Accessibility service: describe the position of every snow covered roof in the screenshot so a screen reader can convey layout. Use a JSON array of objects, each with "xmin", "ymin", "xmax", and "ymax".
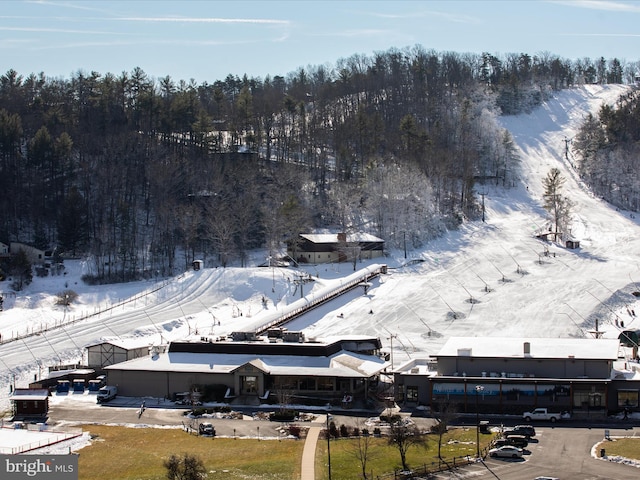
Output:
[
  {"xmin": 87, "ymin": 338, "xmax": 154, "ymax": 350},
  {"xmin": 10, "ymin": 389, "xmax": 49, "ymax": 401},
  {"xmin": 44, "ymin": 369, "xmax": 94, "ymax": 380},
  {"xmin": 105, "ymin": 349, "xmax": 388, "ymax": 378},
  {"xmin": 436, "ymin": 337, "xmax": 620, "ymax": 360},
  {"xmin": 300, "ymin": 233, "xmax": 384, "ymax": 244}
]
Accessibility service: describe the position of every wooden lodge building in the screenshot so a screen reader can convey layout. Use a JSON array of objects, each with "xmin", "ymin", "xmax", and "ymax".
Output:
[{"xmin": 288, "ymin": 232, "xmax": 385, "ymax": 265}]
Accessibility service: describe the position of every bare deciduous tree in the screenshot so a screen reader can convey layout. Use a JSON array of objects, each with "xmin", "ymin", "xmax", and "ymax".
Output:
[{"xmin": 388, "ymin": 419, "xmax": 428, "ymax": 472}]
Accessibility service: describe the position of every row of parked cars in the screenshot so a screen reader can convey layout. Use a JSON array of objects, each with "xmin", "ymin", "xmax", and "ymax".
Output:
[{"xmin": 488, "ymin": 425, "xmax": 536, "ymax": 459}]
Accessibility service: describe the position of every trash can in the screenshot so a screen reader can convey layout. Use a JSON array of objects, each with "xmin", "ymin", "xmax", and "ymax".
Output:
[
  {"xmin": 600, "ymin": 448, "xmax": 606, "ymax": 457},
  {"xmin": 479, "ymin": 421, "xmax": 490, "ymax": 434}
]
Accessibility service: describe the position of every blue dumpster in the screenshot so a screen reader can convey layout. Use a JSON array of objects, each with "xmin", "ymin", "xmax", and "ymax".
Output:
[{"xmin": 56, "ymin": 380, "xmax": 70, "ymax": 394}]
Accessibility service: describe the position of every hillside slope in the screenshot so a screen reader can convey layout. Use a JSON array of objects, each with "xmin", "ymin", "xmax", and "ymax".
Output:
[{"xmin": 0, "ymin": 84, "xmax": 638, "ymax": 412}]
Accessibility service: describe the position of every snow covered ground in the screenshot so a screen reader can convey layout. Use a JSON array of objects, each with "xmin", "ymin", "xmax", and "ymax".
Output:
[{"xmin": 1, "ymin": 83, "xmax": 640, "ymax": 420}]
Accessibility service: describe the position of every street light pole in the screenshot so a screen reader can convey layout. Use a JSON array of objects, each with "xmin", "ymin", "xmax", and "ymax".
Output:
[
  {"xmin": 475, "ymin": 385, "xmax": 484, "ymax": 458},
  {"xmin": 326, "ymin": 414, "xmax": 332, "ymax": 480}
]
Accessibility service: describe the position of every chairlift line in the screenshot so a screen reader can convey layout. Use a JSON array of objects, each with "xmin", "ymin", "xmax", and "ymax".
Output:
[
  {"xmin": 586, "ymin": 290, "xmax": 622, "ymax": 323},
  {"xmin": 429, "ymin": 285, "xmax": 458, "ymax": 320},
  {"xmin": 499, "ymin": 244, "xmax": 523, "ymax": 274}
]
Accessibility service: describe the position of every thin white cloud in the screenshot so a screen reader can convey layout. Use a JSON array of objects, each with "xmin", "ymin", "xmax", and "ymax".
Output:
[
  {"xmin": 116, "ymin": 17, "xmax": 290, "ymax": 26},
  {"xmin": 16, "ymin": 37, "xmax": 272, "ymax": 51},
  {"xmin": 367, "ymin": 9, "xmax": 481, "ymax": 24},
  {"xmin": 550, "ymin": 0, "xmax": 640, "ymax": 13},
  {"xmin": 0, "ymin": 26, "xmax": 128, "ymax": 35},
  {"xmin": 558, "ymin": 32, "xmax": 640, "ymax": 37},
  {"xmin": 310, "ymin": 28, "xmax": 394, "ymax": 39},
  {"xmin": 26, "ymin": 0, "xmax": 122, "ymax": 15}
]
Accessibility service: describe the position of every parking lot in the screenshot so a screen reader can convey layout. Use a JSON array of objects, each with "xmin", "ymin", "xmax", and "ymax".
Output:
[{"xmin": 429, "ymin": 424, "xmax": 640, "ymax": 480}]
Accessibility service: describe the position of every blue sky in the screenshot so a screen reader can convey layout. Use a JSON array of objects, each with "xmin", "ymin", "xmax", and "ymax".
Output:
[{"xmin": 2, "ymin": 0, "xmax": 640, "ymax": 84}]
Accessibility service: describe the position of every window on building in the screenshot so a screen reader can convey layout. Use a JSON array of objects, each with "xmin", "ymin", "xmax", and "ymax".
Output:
[
  {"xmin": 406, "ymin": 386, "xmax": 419, "ymax": 402},
  {"xmin": 299, "ymin": 378, "xmax": 317, "ymax": 391},
  {"xmin": 318, "ymin": 378, "xmax": 334, "ymax": 391},
  {"xmin": 617, "ymin": 390, "xmax": 639, "ymax": 408},
  {"xmin": 275, "ymin": 378, "xmax": 296, "ymax": 390},
  {"xmin": 573, "ymin": 389, "xmax": 605, "ymax": 408}
]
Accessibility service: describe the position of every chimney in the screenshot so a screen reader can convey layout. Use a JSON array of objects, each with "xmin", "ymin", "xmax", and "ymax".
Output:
[
  {"xmin": 523, "ymin": 342, "xmax": 531, "ymax": 355},
  {"xmin": 337, "ymin": 232, "xmax": 347, "ymax": 242}
]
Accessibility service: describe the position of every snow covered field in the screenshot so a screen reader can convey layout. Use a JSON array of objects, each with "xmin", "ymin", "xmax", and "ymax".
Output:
[{"xmin": 1, "ymin": 83, "xmax": 639, "ymax": 421}]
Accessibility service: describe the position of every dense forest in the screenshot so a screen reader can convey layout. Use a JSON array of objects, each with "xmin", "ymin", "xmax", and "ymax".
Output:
[
  {"xmin": 0, "ymin": 45, "xmax": 637, "ymax": 282},
  {"xmin": 573, "ymin": 88, "xmax": 640, "ymax": 212}
]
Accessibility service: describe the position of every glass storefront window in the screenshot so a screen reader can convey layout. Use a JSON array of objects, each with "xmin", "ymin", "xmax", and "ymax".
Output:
[
  {"xmin": 318, "ymin": 378, "xmax": 334, "ymax": 391},
  {"xmin": 406, "ymin": 386, "xmax": 418, "ymax": 402}
]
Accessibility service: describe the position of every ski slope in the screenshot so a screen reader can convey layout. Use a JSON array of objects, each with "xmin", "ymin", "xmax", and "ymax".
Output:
[{"xmin": 1, "ymin": 84, "xmax": 639, "ymax": 413}]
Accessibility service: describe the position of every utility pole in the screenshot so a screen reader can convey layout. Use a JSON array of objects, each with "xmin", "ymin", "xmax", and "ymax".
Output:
[
  {"xmin": 388, "ymin": 334, "xmax": 397, "ymax": 371},
  {"xmin": 480, "ymin": 193, "xmax": 486, "ymax": 222},
  {"xmin": 475, "ymin": 385, "xmax": 484, "ymax": 458},
  {"xmin": 326, "ymin": 414, "xmax": 333, "ymax": 480}
]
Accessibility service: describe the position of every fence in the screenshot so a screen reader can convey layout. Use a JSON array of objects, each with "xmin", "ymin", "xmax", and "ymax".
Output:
[
  {"xmin": 255, "ymin": 264, "xmax": 385, "ymax": 334},
  {"xmin": 0, "ymin": 425, "xmax": 83, "ymax": 454},
  {"xmin": 376, "ymin": 449, "xmax": 488, "ymax": 480},
  {"xmin": 0, "ymin": 276, "xmax": 175, "ymax": 346}
]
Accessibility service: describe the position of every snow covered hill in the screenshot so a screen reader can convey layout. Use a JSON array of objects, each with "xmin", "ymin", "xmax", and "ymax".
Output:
[{"xmin": 1, "ymin": 84, "xmax": 639, "ymax": 414}]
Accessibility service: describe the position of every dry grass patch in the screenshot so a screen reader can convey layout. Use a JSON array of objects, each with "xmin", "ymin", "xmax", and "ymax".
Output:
[
  {"xmin": 77, "ymin": 425, "xmax": 303, "ymax": 480},
  {"xmin": 314, "ymin": 427, "xmax": 495, "ymax": 480},
  {"xmin": 600, "ymin": 437, "xmax": 640, "ymax": 460}
]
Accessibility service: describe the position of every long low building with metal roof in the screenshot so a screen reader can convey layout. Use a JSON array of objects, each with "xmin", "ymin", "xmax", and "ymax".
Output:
[{"xmin": 104, "ymin": 335, "xmax": 389, "ymax": 406}]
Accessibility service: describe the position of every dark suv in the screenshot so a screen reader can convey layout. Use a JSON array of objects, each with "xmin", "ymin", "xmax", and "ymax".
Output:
[
  {"xmin": 504, "ymin": 425, "xmax": 536, "ymax": 438},
  {"xmin": 494, "ymin": 435, "xmax": 529, "ymax": 448}
]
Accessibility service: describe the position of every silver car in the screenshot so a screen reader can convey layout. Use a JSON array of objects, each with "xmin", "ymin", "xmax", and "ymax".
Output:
[{"xmin": 489, "ymin": 445, "xmax": 524, "ymax": 458}]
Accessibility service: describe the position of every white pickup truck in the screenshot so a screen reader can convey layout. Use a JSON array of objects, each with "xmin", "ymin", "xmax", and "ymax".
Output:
[{"xmin": 522, "ymin": 408, "xmax": 563, "ymax": 422}]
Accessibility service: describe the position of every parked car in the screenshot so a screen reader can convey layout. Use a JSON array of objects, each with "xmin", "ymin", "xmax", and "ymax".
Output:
[
  {"xmin": 504, "ymin": 425, "xmax": 536, "ymax": 438},
  {"xmin": 198, "ymin": 422, "xmax": 215, "ymax": 436},
  {"xmin": 493, "ymin": 435, "xmax": 528, "ymax": 449},
  {"xmin": 489, "ymin": 445, "xmax": 524, "ymax": 458}
]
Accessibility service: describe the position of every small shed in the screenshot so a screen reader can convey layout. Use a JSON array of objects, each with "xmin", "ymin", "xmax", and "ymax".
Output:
[
  {"xmin": 10, "ymin": 388, "xmax": 49, "ymax": 419},
  {"xmin": 566, "ymin": 239, "xmax": 580, "ymax": 249},
  {"xmin": 86, "ymin": 339, "xmax": 152, "ymax": 368},
  {"xmin": 192, "ymin": 259, "xmax": 204, "ymax": 271}
]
